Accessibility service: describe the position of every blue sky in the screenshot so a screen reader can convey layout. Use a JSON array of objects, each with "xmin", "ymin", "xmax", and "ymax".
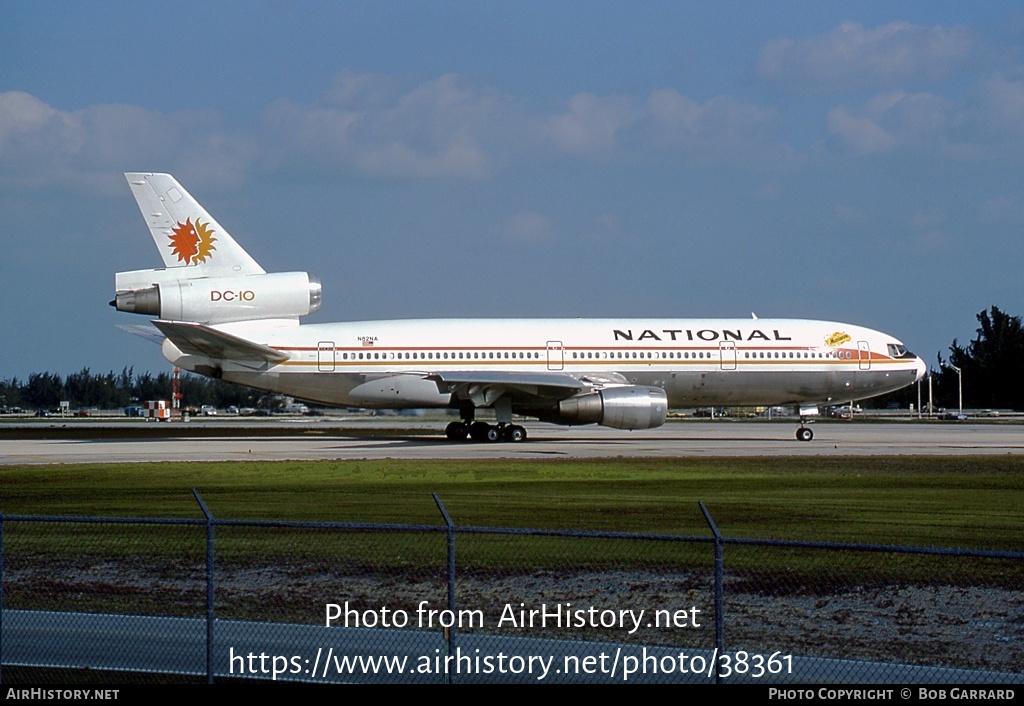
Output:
[{"xmin": 2, "ymin": 1, "xmax": 1023, "ymax": 379}]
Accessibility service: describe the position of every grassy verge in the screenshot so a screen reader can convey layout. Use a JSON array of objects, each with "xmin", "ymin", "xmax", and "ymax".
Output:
[
  {"xmin": 2, "ymin": 457, "xmax": 1020, "ymax": 672},
  {"xmin": 2, "ymin": 456, "xmax": 1022, "ymax": 545}
]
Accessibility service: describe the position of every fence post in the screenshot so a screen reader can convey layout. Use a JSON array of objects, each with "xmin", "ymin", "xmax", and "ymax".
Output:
[
  {"xmin": 698, "ymin": 501, "xmax": 725, "ymax": 684},
  {"xmin": 432, "ymin": 493, "xmax": 456, "ymax": 684},
  {"xmin": 193, "ymin": 489, "xmax": 215, "ymax": 684},
  {"xmin": 0, "ymin": 510, "xmax": 4, "ymax": 685}
]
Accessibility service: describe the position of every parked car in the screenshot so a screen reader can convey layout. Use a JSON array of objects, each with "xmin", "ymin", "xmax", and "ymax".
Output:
[{"xmin": 279, "ymin": 403, "xmax": 309, "ymax": 415}]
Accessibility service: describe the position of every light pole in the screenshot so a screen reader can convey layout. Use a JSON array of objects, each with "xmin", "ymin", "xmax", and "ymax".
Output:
[
  {"xmin": 945, "ymin": 363, "xmax": 963, "ymax": 417},
  {"xmin": 928, "ymin": 374, "xmax": 934, "ymax": 417}
]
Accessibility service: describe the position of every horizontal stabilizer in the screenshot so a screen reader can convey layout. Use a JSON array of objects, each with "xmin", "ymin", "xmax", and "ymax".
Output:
[
  {"xmin": 116, "ymin": 324, "xmax": 167, "ymax": 345},
  {"xmin": 151, "ymin": 320, "xmax": 289, "ymax": 365}
]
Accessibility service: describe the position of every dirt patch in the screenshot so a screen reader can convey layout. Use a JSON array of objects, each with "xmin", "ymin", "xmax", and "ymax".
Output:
[{"xmin": 5, "ymin": 559, "xmax": 1021, "ymax": 674}]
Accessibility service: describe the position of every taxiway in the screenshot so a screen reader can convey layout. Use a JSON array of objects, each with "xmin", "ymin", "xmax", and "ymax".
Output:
[{"xmin": 2, "ymin": 420, "xmax": 1022, "ymax": 464}]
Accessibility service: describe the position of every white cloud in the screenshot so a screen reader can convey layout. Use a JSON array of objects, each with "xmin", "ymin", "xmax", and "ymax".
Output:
[
  {"xmin": 270, "ymin": 74, "xmax": 782, "ymax": 177},
  {"xmin": 758, "ymin": 21, "xmax": 975, "ymax": 93},
  {"xmin": 834, "ymin": 204, "xmax": 870, "ymax": 225},
  {"xmin": 981, "ymin": 194, "xmax": 1024, "ymax": 224},
  {"xmin": 581, "ymin": 212, "xmax": 622, "ymax": 245},
  {"xmin": 0, "ymin": 92, "xmax": 255, "ymax": 193},
  {"xmin": 827, "ymin": 104, "xmax": 897, "ymax": 154},
  {"xmin": 356, "ymin": 139, "xmax": 489, "ymax": 180},
  {"xmin": 264, "ymin": 73, "xmax": 515, "ymax": 179},
  {"xmin": 0, "ymin": 74, "xmax": 517, "ymax": 189},
  {"xmin": 641, "ymin": 89, "xmax": 779, "ymax": 157},
  {"xmin": 501, "ymin": 211, "xmax": 554, "ymax": 243},
  {"xmin": 323, "ymin": 69, "xmax": 398, "ymax": 108},
  {"xmin": 827, "ymin": 91, "xmax": 953, "ymax": 154},
  {"xmin": 540, "ymin": 93, "xmax": 640, "ymax": 155},
  {"xmin": 0, "ymin": 91, "xmax": 61, "ymax": 140},
  {"xmin": 6, "ymin": 60, "xmax": 1021, "ymax": 195},
  {"xmin": 974, "ymin": 75, "xmax": 1024, "ymax": 139},
  {"xmin": 541, "ymin": 88, "xmax": 779, "ymax": 163},
  {"xmin": 827, "ymin": 76, "xmax": 1024, "ymax": 158}
]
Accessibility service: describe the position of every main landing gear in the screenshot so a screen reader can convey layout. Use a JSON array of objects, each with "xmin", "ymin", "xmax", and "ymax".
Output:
[
  {"xmin": 445, "ymin": 420, "xmax": 527, "ymax": 443},
  {"xmin": 446, "ymin": 397, "xmax": 527, "ymax": 443}
]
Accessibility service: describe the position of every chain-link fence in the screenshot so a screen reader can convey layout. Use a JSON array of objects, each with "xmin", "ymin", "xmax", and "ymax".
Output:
[{"xmin": 1, "ymin": 494, "xmax": 1021, "ymax": 685}]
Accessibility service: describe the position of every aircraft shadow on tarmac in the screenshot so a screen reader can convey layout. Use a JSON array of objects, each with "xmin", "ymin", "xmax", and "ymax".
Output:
[{"xmin": 321, "ymin": 432, "xmax": 797, "ymax": 451}]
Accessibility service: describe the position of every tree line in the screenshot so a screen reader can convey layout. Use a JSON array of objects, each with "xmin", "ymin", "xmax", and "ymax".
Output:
[
  {"xmin": 0, "ymin": 368, "xmax": 264, "ymax": 412},
  {"xmin": 853, "ymin": 306, "xmax": 1023, "ymax": 412},
  {"xmin": 3, "ymin": 307, "xmax": 1022, "ymax": 413},
  {"xmin": 933, "ymin": 306, "xmax": 1024, "ymax": 410}
]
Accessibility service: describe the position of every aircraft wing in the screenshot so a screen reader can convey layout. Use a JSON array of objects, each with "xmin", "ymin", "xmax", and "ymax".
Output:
[
  {"xmin": 426, "ymin": 370, "xmax": 589, "ymax": 405},
  {"xmin": 151, "ymin": 320, "xmax": 290, "ymax": 368}
]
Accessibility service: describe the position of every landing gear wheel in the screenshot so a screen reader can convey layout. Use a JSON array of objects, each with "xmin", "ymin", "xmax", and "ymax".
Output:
[
  {"xmin": 469, "ymin": 421, "xmax": 491, "ymax": 442},
  {"xmin": 485, "ymin": 426, "xmax": 502, "ymax": 442},
  {"xmin": 445, "ymin": 421, "xmax": 468, "ymax": 441},
  {"xmin": 796, "ymin": 427, "xmax": 814, "ymax": 442},
  {"xmin": 507, "ymin": 425, "xmax": 527, "ymax": 443}
]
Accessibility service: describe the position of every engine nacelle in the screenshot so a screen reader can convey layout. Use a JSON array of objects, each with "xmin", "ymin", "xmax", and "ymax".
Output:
[
  {"xmin": 549, "ymin": 385, "xmax": 667, "ymax": 430},
  {"xmin": 113, "ymin": 271, "xmax": 321, "ymax": 324}
]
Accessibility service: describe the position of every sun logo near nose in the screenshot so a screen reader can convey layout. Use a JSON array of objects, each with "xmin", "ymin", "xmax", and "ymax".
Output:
[
  {"xmin": 825, "ymin": 331, "xmax": 851, "ymax": 348},
  {"xmin": 168, "ymin": 218, "xmax": 217, "ymax": 265}
]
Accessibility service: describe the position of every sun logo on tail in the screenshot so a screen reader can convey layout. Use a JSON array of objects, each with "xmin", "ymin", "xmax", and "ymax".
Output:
[{"xmin": 168, "ymin": 218, "xmax": 217, "ymax": 265}]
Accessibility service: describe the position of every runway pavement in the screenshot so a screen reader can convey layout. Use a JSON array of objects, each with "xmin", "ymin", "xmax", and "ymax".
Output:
[{"xmin": 2, "ymin": 418, "xmax": 1023, "ymax": 464}]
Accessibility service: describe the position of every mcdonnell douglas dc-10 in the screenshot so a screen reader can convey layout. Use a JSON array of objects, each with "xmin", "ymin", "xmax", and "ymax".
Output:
[{"xmin": 113, "ymin": 173, "xmax": 926, "ymax": 442}]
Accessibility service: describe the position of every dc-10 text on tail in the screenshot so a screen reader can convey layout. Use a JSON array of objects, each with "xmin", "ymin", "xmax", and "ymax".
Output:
[{"xmin": 112, "ymin": 173, "xmax": 926, "ymax": 442}]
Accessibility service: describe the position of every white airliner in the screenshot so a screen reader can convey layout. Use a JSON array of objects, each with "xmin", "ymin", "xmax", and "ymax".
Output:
[{"xmin": 113, "ymin": 173, "xmax": 927, "ymax": 442}]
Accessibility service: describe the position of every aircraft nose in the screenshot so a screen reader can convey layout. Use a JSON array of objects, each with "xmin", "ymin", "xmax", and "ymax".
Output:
[{"xmin": 914, "ymin": 357, "xmax": 927, "ymax": 382}]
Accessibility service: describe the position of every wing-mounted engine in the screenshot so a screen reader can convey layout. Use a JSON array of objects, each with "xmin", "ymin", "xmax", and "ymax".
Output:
[
  {"xmin": 541, "ymin": 385, "xmax": 668, "ymax": 430},
  {"xmin": 112, "ymin": 270, "xmax": 321, "ymax": 324}
]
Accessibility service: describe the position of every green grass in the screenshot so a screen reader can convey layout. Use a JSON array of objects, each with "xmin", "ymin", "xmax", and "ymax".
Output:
[
  {"xmin": 1, "ymin": 457, "xmax": 1020, "ymax": 634},
  {"xmin": 1, "ymin": 456, "xmax": 1022, "ymax": 549}
]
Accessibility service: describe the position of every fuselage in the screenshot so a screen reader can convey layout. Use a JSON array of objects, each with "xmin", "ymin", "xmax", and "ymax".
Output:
[
  {"xmin": 118, "ymin": 173, "xmax": 927, "ymax": 440},
  {"xmin": 166, "ymin": 317, "xmax": 927, "ymax": 411}
]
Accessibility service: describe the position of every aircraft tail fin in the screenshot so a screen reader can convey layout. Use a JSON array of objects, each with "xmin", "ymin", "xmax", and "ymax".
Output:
[
  {"xmin": 116, "ymin": 173, "xmax": 320, "ymax": 326},
  {"xmin": 124, "ymin": 173, "xmax": 265, "ymax": 277}
]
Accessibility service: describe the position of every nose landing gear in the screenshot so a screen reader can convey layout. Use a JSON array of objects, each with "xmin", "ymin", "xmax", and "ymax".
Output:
[{"xmin": 795, "ymin": 404, "xmax": 818, "ymax": 442}]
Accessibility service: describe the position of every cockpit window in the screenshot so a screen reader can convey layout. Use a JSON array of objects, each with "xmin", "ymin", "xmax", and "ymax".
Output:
[{"xmin": 887, "ymin": 343, "xmax": 912, "ymax": 358}]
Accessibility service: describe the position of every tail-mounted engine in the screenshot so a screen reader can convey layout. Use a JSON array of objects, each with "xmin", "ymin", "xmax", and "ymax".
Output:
[{"xmin": 112, "ymin": 270, "xmax": 321, "ymax": 324}]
